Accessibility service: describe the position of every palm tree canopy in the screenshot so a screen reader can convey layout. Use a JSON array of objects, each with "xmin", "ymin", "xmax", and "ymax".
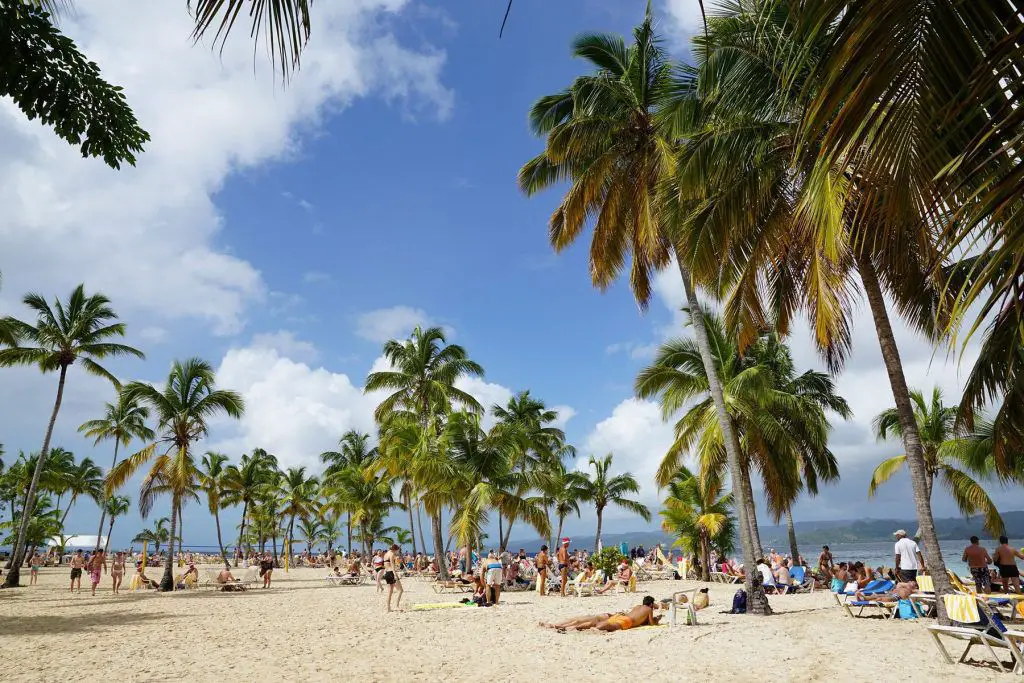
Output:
[
  {"xmin": 79, "ymin": 391, "xmax": 154, "ymax": 447},
  {"xmin": 0, "ymin": 284, "xmax": 144, "ymax": 383},
  {"xmin": 660, "ymin": 465, "xmax": 735, "ymax": 556},
  {"xmin": 581, "ymin": 453, "xmax": 651, "ymax": 522}
]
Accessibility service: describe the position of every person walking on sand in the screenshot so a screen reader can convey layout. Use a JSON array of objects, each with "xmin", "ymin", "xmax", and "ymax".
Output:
[
  {"xmin": 536, "ymin": 545, "xmax": 549, "ymax": 596},
  {"xmin": 557, "ymin": 540, "xmax": 570, "ymax": 596},
  {"xmin": 962, "ymin": 536, "xmax": 993, "ymax": 593},
  {"xmin": 87, "ymin": 549, "xmax": 107, "ymax": 596},
  {"xmin": 818, "ymin": 545, "xmax": 834, "ymax": 579},
  {"xmin": 484, "ymin": 551, "xmax": 503, "ymax": 606},
  {"xmin": 993, "ymin": 536, "xmax": 1024, "ymax": 593},
  {"xmin": 69, "ymin": 549, "xmax": 86, "ymax": 593},
  {"xmin": 29, "ymin": 552, "xmax": 42, "ymax": 586},
  {"xmin": 383, "ymin": 544, "xmax": 404, "ymax": 612},
  {"xmin": 110, "ymin": 552, "xmax": 126, "ymax": 595},
  {"xmin": 259, "ymin": 552, "xmax": 274, "ymax": 588}
]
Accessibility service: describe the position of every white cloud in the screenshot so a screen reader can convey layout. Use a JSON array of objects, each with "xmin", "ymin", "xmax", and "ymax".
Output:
[
  {"xmin": 250, "ymin": 330, "xmax": 319, "ymax": 363},
  {"xmin": 0, "ymin": 0, "xmax": 453, "ymax": 336},
  {"xmin": 582, "ymin": 398, "xmax": 677, "ymax": 511},
  {"xmin": 137, "ymin": 326, "xmax": 169, "ymax": 344},
  {"xmin": 661, "ymin": 0, "xmax": 706, "ymax": 47},
  {"xmin": 302, "ymin": 271, "xmax": 333, "ymax": 284},
  {"xmin": 551, "ymin": 405, "xmax": 577, "ymax": 430},
  {"xmin": 455, "ymin": 376, "xmax": 513, "ymax": 429},
  {"xmin": 355, "ymin": 305, "xmax": 435, "ymax": 343}
]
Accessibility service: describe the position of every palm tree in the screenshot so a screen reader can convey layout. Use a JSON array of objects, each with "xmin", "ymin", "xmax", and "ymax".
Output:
[
  {"xmin": 579, "ymin": 454, "xmax": 650, "ymax": 552},
  {"xmin": 79, "ymin": 391, "xmax": 154, "ymax": 551},
  {"xmin": 223, "ymin": 448, "xmax": 277, "ymax": 565},
  {"xmin": 517, "ymin": 3, "xmax": 758, "ymax": 597},
  {"xmin": 318, "ymin": 514, "xmax": 342, "ymax": 556},
  {"xmin": 667, "ymin": 0, "xmax": 962, "ymax": 609},
  {"xmin": 542, "ymin": 462, "xmax": 591, "ymax": 552},
  {"xmin": 321, "ymin": 432, "xmax": 378, "ymax": 554},
  {"xmin": 199, "ymin": 452, "xmax": 232, "ymax": 569},
  {"xmin": 365, "ymin": 325, "xmax": 484, "ymax": 573},
  {"xmin": 660, "ymin": 465, "xmax": 734, "ymax": 581},
  {"xmin": 871, "ymin": 387, "xmax": 1005, "ymax": 535},
  {"xmin": 297, "ymin": 516, "xmax": 323, "ymax": 555},
  {"xmin": 278, "ymin": 466, "xmax": 317, "ymax": 559},
  {"xmin": 106, "ymin": 358, "xmax": 244, "ymax": 590},
  {"xmin": 59, "ymin": 457, "xmax": 103, "ymax": 528},
  {"xmin": 0, "ymin": 284, "xmax": 143, "ymax": 586},
  {"xmin": 101, "ymin": 495, "xmax": 130, "ymax": 554},
  {"xmin": 326, "ymin": 465, "xmax": 398, "ymax": 556},
  {"xmin": 133, "ymin": 516, "xmax": 170, "ymax": 555}
]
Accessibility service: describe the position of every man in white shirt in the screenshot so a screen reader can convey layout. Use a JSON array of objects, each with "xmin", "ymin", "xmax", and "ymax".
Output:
[{"xmin": 894, "ymin": 529, "xmax": 925, "ymax": 582}]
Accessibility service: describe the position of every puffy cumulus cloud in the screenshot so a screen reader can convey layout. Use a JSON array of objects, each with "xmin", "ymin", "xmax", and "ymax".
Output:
[
  {"xmin": 455, "ymin": 376, "xmax": 513, "ymax": 429},
  {"xmin": 250, "ymin": 330, "xmax": 320, "ymax": 363},
  {"xmin": 0, "ymin": 0, "xmax": 453, "ymax": 335},
  {"xmin": 210, "ymin": 341, "xmax": 379, "ymax": 470},
  {"xmin": 550, "ymin": 405, "xmax": 577, "ymax": 430},
  {"xmin": 355, "ymin": 306, "xmax": 436, "ymax": 343},
  {"xmin": 582, "ymin": 398, "xmax": 678, "ymax": 512}
]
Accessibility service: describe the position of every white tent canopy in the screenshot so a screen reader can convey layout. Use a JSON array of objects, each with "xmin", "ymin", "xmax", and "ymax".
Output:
[{"xmin": 46, "ymin": 535, "xmax": 106, "ymax": 549}]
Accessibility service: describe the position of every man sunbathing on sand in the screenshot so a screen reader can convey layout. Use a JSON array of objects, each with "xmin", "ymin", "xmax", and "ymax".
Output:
[
  {"xmin": 854, "ymin": 579, "xmax": 917, "ymax": 603},
  {"xmin": 539, "ymin": 596, "xmax": 661, "ymax": 632}
]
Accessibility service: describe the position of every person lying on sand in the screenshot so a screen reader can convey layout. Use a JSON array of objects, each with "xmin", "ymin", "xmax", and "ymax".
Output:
[{"xmin": 540, "ymin": 596, "xmax": 661, "ymax": 632}]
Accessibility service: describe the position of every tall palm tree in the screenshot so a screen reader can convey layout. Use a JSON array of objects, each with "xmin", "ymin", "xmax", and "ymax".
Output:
[
  {"xmin": 0, "ymin": 284, "xmax": 143, "ymax": 586},
  {"xmin": 321, "ymin": 431, "xmax": 378, "ymax": 555},
  {"xmin": 297, "ymin": 516, "xmax": 323, "ymax": 555},
  {"xmin": 106, "ymin": 358, "xmax": 244, "ymax": 590},
  {"xmin": 223, "ymin": 448, "xmax": 277, "ymax": 566},
  {"xmin": 59, "ymin": 456, "xmax": 103, "ymax": 528},
  {"xmin": 79, "ymin": 391, "xmax": 154, "ymax": 551},
  {"xmin": 365, "ymin": 325, "xmax": 484, "ymax": 573},
  {"xmin": 101, "ymin": 495, "xmax": 130, "ymax": 554},
  {"xmin": 579, "ymin": 454, "xmax": 650, "ymax": 552},
  {"xmin": 199, "ymin": 452, "xmax": 232, "ymax": 569},
  {"xmin": 132, "ymin": 516, "xmax": 170, "ymax": 555},
  {"xmin": 278, "ymin": 466, "xmax": 317, "ymax": 559},
  {"xmin": 542, "ymin": 462, "xmax": 591, "ymax": 552},
  {"xmin": 517, "ymin": 3, "xmax": 759, "ymax": 596},
  {"xmin": 667, "ymin": 0, "xmax": 963, "ymax": 609},
  {"xmin": 871, "ymin": 387, "xmax": 1005, "ymax": 535},
  {"xmin": 661, "ymin": 464, "xmax": 734, "ymax": 581}
]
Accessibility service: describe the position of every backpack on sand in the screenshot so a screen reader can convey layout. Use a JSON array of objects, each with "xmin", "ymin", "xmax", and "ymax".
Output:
[{"xmin": 731, "ymin": 589, "xmax": 747, "ymax": 614}]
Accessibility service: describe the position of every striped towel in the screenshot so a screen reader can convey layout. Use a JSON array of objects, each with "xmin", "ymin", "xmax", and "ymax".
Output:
[
  {"xmin": 916, "ymin": 574, "xmax": 934, "ymax": 592},
  {"xmin": 944, "ymin": 594, "xmax": 980, "ymax": 623}
]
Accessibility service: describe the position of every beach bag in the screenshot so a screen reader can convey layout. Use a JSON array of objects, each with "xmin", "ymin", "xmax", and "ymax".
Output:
[
  {"xmin": 897, "ymin": 599, "xmax": 918, "ymax": 620},
  {"xmin": 731, "ymin": 589, "xmax": 747, "ymax": 614}
]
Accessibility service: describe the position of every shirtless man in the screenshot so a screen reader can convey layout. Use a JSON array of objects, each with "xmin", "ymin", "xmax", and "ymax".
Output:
[
  {"xmin": 216, "ymin": 567, "xmax": 242, "ymax": 591},
  {"xmin": 383, "ymin": 544, "xmax": 404, "ymax": 612},
  {"xmin": 69, "ymin": 549, "xmax": 86, "ymax": 593},
  {"xmin": 557, "ymin": 540, "xmax": 570, "ymax": 596},
  {"xmin": 818, "ymin": 545, "xmax": 834, "ymax": 579},
  {"xmin": 993, "ymin": 536, "xmax": 1024, "ymax": 593},
  {"xmin": 87, "ymin": 549, "xmax": 107, "ymax": 596},
  {"xmin": 535, "ymin": 545, "xmax": 549, "ymax": 596},
  {"xmin": 963, "ymin": 536, "xmax": 993, "ymax": 593}
]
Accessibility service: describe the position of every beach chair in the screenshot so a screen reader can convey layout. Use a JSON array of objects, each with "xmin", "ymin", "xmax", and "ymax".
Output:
[
  {"xmin": 325, "ymin": 572, "xmax": 364, "ymax": 586},
  {"xmin": 946, "ymin": 571, "xmax": 1024, "ymax": 621},
  {"xmin": 789, "ymin": 566, "xmax": 814, "ymax": 594},
  {"xmin": 432, "ymin": 579, "xmax": 474, "ymax": 594},
  {"xmin": 928, "ymin": 593, "xmax": 1024, "ymax": 674},
  {"xmin": 833, "ymin": 580, "xmax": 894, "ymax": 614},
  {"xmin": 571, "ymin": 572, "xmax": 599, "ymax": 597},
  {"xmin": 669, "ymin": 588, "xmax": 700, "ymax": 627},
  {"xmin": 632, "ymin": 561, "xmax": 652, "ymax": 582}
]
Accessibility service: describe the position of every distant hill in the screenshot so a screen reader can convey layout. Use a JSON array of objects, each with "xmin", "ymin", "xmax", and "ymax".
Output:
[{"xmin": 508, "ymin": 511, "xmax": 1024, "ymax": 553}]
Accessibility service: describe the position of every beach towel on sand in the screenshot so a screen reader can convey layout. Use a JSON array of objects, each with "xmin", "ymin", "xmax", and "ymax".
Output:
[{"xmin": 411, "ymin": 602, "xmax": 472, "ymax": 611}]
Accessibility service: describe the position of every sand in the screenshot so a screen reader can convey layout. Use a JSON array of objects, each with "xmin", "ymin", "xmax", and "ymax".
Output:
[{"xmin": 0, "ymin": 564, "xmax": 1014, "ymax": 681}]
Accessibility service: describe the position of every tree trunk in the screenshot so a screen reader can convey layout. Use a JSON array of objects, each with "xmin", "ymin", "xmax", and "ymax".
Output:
[
  {"xmin": 497, "ymin": 515, "xmax": 504, "ymax": 553},
  {"xmin": 405, "ymin": 491, "xmax": 418, "ymax": 557},
  {"xmin": 214, "ymin": 509, "xmax": 229, "ymax": 569},
  {"xmin": 95, "ymin": 441, "xmax": 121, "ymax": 552},
  {"xmin": 416, "ymin": 503, "xmax": 428, "ymax": 556},
  {"xmin": 271, "ymin": 530, "xmax": 279, "ymax": 567},
  {"xmin": 737, "ymin": 456, "xmax": 763, "ymax": 558},
  {"xmin": 177, "ymin": 503, "xmax": 184, "ymax": 562},
  {"xmin": 4, "ymin": 365, "xmax": 68, "ymax": 588},
  {"xmin": 235, "ymin": 500, "xmax": 248, "ymax": 567},
  {"xmin": 785, "ymin": 508, "xmax": 800, "ymax": 564},
  {"xmin": 858, "ymin": 255, "xmax": 952, "ymax": 623},
  {"xmin": 700, "ymin": 533, "xmax": 710, "ymax": 581},
  {"xmin": 501, "ymin": 515, "xmax": 514, "ymax": 552},
  {"xmin": 556, "ymin": 516, "xmax": 564, "ymax": 554},
  {"xmin": 431, "ymin": 513, "xmax": 450, "ymax": 581},
  {"xmin": 594, "ymin": 507, "xmax": 603, "ymax": 553},
  {"xmin": 676, "ymin": 258, "xmax": 759, "ymax": 608},
  {"xmin": 159, "ymin": 496, "xmax": 178, "ymax": 591},
  {"xmin": 346, "ymin": 513, "xmax": 352, "ymax": 556},
  {"xmin": 104, "ymin": 516, "xmax": 116, "ymax": 555}
]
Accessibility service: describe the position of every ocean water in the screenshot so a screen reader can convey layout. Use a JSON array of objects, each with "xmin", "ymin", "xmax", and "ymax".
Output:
[{"xmin": 778, "ymin": 539, "xmax": 982, "ymax": 576}]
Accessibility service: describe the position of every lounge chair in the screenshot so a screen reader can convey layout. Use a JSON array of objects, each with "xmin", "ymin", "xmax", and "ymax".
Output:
[
  {"xmin": 928, "ymin": 593, "xmax": 1024, "ymax": 674},
  {"xmin": 833, "ymin": 580, "xmax": 894, "ymax": 613},
  {"xmin": 789, "ymin": 566, "xmax": 814, "ymax": 594},
  {"xmin": 326, "ymin": 572, "xmax": 365, "ymax": 586},
  {"xmin": 203, "ymin": 569, "xmax": 247, "ymax": 591},
  {"xmin": 946, "ymin": 571, "xmax": 1024, "ymax": 621},
  {"xmin": 669, "ymin": 588, "xmax": 700, "ymax": 627},
  {"xmin": 710, "ymin": 569, "xmax": 742, "ymax": 584},
  {"xmin": 432, "ymin": 579, "xmax": 474, "ymax": 594},
  {"xmin": 571, "ymin": 572, "xmax": 600, "ymax": 597}
]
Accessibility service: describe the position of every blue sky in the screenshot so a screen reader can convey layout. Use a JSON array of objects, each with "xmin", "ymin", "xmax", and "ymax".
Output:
[{"xmin": 1, "ymin": 0, "xmax": 1018, "ymax": 551}]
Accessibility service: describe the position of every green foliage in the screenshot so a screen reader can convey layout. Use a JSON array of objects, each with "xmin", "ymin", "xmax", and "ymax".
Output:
[
  {"xmin": 0, "ymin": 0, "xmax": 149, "ymax": 168},
  {"xmin": 592, "ymin": 546, "xmax": 624, "ymax": 578}
]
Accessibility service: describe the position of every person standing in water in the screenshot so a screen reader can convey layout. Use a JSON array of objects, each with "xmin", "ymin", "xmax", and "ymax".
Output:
[{"xmin": 382, "ymin": 544, "xmax": 404, "ymax": 612}]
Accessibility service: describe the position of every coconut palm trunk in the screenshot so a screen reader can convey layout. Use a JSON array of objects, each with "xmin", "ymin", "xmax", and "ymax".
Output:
[
  {"xmin": 104, "ymin": 515, "xmax": 117, "ymax": 555},
  {"xmin": 858, "ymin": 255, "xmax": 951, "ymax": 621},
  {"xmin": 431, "ymin": 513, "xmax": 450, "ymax": 580},
  {"xmin": 94, "ymin": 440, "xmax": 121, "ymax": 552},
  {"xmin": 178, "ymin": 504, "xmax": 184, "ymax": 561},
  {"xmin": 214, "ymin": 507, "xmax": 229, "ymax": 569},
  {"xmin": 594, "ymin": 505, "xmax": 604, "ymax": 552},
  {"xmin": 405, "ymin": 492, "xmax": 418, "ymax": 557},
  {"xmin": 235, "ymin": 500, "xmax": 249, "ymax": 567},
  {"xmin": 416, "ymin": 503, "xmax": 428, "ymax": 557},
  {"xmin": 555, "ymin": 515, "xmax": 564, "ymax": 553},
  {"xmin": 160, "ymin": 496, "xmax": 179, "ymax": 591},
  {"xmin": 4, "ymin": 365, "xmax": 68, "ymax": 588},
  {"xmin": 346, "ymin": 513, "xmax": 352, "ymax": 556},
  {"xmin": 738, "ymin": 458, "xmax": 763, "ymax": 558},
  {"xmin": 699, "ymin": 533, "xmax": 711, "ymax": 581},
  {"xmin": 676, "ymin": 260, "xmax": 759, "ymax": 604},
  {"xmin": 785, "ymin": 508, "xmax": 800, "ymax": 565}
]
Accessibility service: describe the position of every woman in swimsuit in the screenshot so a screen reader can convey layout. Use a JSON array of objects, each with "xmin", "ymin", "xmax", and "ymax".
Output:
[
  {"xmin": 29, "ymin": 553, "xmax": 41, "ymax": 586},
  {"xmin": 110, "ymin": 552, "xmax": 125, "ymax": 594}
]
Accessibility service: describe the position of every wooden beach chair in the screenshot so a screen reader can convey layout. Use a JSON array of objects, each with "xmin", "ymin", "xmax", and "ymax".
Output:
[{"xmin": 928, "ymin": 593, "xmax": 1024, "ymax": 674}]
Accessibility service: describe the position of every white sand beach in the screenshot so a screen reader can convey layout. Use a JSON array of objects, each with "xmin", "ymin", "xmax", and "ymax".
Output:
[{"xmin": 1, "ymin": 566, "xmax": 1011, "ymax": 681}]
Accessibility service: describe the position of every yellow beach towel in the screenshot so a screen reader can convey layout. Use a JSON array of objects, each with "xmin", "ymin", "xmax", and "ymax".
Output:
[
  {"xmin": 943, "ymin": 594, "xmax": 979, "ymax": 623},
  {"xmin": 412, "ymin": 602, "xmax": 471, "ymax": 611},
  {"xmin": 916, "ymin": 574, "xmax": 934, "ymax": 593}
]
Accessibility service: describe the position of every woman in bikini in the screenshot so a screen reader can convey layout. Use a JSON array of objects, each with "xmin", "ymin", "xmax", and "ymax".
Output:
[
  {"xmin": 110, "ymin": 552, "xmax": 126, "ymax": 594},
  {"xmin": 29, "ymin": 552, "xmax": 42, "ymax": 586}
]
